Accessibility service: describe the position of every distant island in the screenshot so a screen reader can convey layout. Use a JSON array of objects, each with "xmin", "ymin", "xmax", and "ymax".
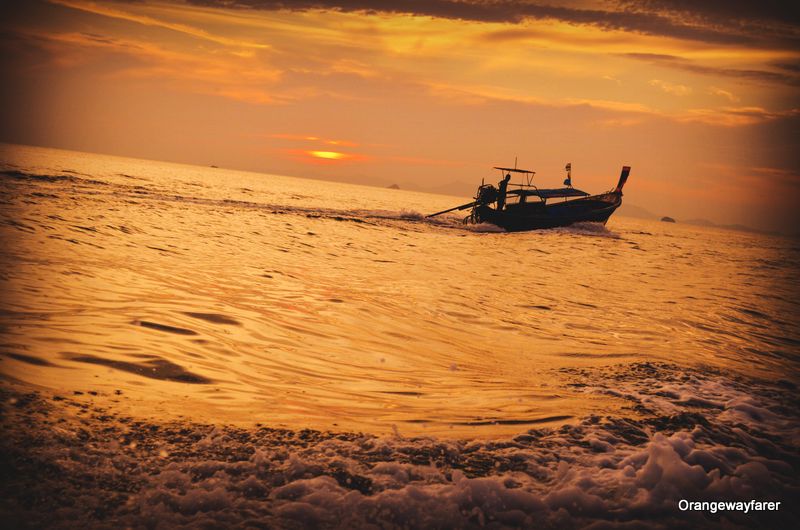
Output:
[
  {"xmin": 387, "ymin": 183, "xmax": 400, "ymax": 189},
  {"xmin": 617, "ymin": 204, "xmax": 776, "ymax": 235}
]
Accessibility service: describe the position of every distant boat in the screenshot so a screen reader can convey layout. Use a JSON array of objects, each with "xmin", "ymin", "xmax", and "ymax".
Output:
[
  {"xmin": 427, "ymin": 163, "xmax": 631, "ymax": 231},
  {"xmin": 661, "ymin": 216, "xmax": 676, "ymax": 223}
]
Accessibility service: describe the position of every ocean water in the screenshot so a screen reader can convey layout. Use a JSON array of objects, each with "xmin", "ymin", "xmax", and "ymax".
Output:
[{"xmin": 1, "ymin": 143, "xmax": 798, "ymax": 528}]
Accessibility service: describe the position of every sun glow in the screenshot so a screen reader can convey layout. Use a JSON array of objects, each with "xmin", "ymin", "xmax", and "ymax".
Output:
[{"xmin": 308, "ymin": 150, "xmax": 347, "ymax": 160}]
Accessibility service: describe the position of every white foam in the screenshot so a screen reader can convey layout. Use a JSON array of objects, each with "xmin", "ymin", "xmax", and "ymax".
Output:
[{"xmin": 2, "ymin": 364, "xmax": 797, "ymax": 529}]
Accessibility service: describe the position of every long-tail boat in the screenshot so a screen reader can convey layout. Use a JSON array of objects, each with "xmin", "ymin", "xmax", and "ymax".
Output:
[{"xmin": 427, "ymin": 163, "xmax": 630, "ymax": 231}]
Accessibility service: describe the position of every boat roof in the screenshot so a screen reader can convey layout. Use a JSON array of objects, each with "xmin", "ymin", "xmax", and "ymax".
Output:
[
  {"xmin": 508, "ymin": 187, "xmax": 590, "ymax": 199},
  {"xmin": 493, "ymin": 167, "xmax": 535, "ymax": 174}
]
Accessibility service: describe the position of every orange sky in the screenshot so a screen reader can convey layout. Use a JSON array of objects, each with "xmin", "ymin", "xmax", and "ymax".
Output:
[{"xmin": 1, "ymin": 0, "xmax": 798, "ymax": 231}]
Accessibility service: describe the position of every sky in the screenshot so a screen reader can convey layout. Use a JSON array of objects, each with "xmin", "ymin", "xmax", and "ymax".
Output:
[{"xmin": 1, "ymin": 0, "xmax": 798, "ymax": 231}]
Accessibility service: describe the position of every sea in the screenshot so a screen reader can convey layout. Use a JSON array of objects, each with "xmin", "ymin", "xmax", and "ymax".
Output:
[{"xmin": 1, "ymin": 143, "xmax": 798, "ymax": 529}]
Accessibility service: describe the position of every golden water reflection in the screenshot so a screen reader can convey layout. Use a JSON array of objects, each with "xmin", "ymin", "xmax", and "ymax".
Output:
[{"xmin": 1, "ymin": 144, "xmax": 798, "ymax": 437}]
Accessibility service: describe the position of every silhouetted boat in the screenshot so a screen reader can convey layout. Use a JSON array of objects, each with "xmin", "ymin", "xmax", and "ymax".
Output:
[{"xmin": 428, "ymin": 163, "xmax": 630, "ymax": 231}]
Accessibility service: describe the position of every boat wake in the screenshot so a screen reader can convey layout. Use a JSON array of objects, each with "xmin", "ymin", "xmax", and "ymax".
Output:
[
  {"xmin": 464, "ymin": 222, "xmax": 506, "ymax": 233},
  {"xmin": 1, "ymin": 168, "xmax": 629, "ymax": 238},
  {"xmin": 552, "ymin": 221, "xmax": 621, "ymax": 238}
]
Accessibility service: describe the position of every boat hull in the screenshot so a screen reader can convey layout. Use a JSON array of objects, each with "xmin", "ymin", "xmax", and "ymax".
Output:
[{"xmin": 474, "ymin": 191, "xmax": 622, "ymax": 231}]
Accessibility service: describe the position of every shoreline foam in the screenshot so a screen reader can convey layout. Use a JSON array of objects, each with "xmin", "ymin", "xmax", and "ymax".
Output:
[{"xmin": 2, "ymin": 362, "xmax": 797, "ymax": 529}]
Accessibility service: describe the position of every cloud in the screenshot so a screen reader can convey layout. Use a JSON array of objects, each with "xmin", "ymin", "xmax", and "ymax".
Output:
[
  {"xmin": 52, "ymin": 0, "xmax": 270, "ymax": 49},
  {"xmin": 270, "ymin": 133, "xmax": 358, "ymax": 147},
  {"xmin": 424, "ymin": 77, "xmax": 798, "ymax": 128},
  {"xmin": 649, "ymin": 79, "xmax": 691, "ymax": 96},
  {"xmin": 184, "ymin": 0, "xmax": 800, "ymax": 48},
  {"xmin": 593, "ymin": 117, "xmax": 645, "ymax": 127},
  {"xmin": 678, "ymin": 106, "xmax": 800, "ymax": 126},
  {"xmin": 707, "ymin": 86, "xmax": 739, "ymax": 102},
  {"xmin": 624, "ymin": 53, "xmax": 800, "ymax": 86},
  {"xmin": 616, "ymin": 0, "xmax": 800, "ymax": 27},
  {"xmin": 13, "ymin": 28, "xmax": 287, "ymax": 105},
  {"xmin": 772, "ymin": 61, "xmax": 800, "ymax": 73},
  {"xmin": 745, "ymin": 165, "xmax": 800, "ymax": 187}
]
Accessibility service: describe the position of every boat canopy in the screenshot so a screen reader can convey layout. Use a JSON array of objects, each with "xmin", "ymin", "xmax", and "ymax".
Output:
[
  {"xmin": 493, "ymin": 167, "xmax": 535, "ymax": 174},
  {"xmin": 507, "ymin": 187, "xmax": 590, "ymax": 199}
]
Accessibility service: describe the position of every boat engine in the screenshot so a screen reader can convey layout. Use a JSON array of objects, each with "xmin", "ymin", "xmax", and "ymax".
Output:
[
  {"xmin": 466, "ymin": 183, "xmax": 498, "ymax": 224},
  {"xmin": 475, "ymin": 183, "xmax": 498, "ymax": 205}
]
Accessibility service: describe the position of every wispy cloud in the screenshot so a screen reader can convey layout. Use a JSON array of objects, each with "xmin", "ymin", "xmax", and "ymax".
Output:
[
  {"xmin": 51, "ymin": 0, "xmax": 270, "ymax": 49},
  {"xmin": 707, "ymin": 86, "xmax": 740, "ymax": 102},
  {"xmin": 270, "ymin": 133, "xmax": 358, "ymax": 147},
  {"xmin": 649, "ymin": 79, "xmax": 691, "ymax": 96},
  {"xmin": 624, "ymin": 53, "xmax": 800, "ymax": 87},
  {"xmin": 678, "ymin": 106, "xmax": 800, "ymax": 126},
  {"xmin": 22, "ymin": 28, "xmax": 286, "ymax": 104},
  {"xmin": 593, "ymin": 117, "xmax": 645, "ymax": 128},
  {"xmin": 617, "ymin": 0, "xmax": 800, "ymax": 29},
  {"xmin": 423, "ymin": 77, "xmax": 795, "ymax": 127}
]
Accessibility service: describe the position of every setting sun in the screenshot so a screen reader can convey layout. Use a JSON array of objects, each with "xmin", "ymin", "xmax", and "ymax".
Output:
[{"xmin": 308, "ymin": 150, "xmax": 347, "ymax": 160}]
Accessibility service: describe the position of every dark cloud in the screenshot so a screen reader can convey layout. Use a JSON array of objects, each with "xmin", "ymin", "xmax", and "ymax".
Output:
[
  {"xmin": 773, "ymin": 61, "xmax": 800, "ymax": 73},
  {"xmin": 80, "ymin": 32, "xmax": 118, "ymax": 45},
  {"xmin": 749, "ymin": 112, "xmax": 800, "ymax": 184},
  {"xmin": 616, "ymin": 0, "xmax": 800, "ymax": 27},
  {"xmin": 624, "ymin": 53, "xmax": 800, "ymax": 86},
  {"xmin": 185, "ymin": 0, "xmax": 800, "ymax": 49}
]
